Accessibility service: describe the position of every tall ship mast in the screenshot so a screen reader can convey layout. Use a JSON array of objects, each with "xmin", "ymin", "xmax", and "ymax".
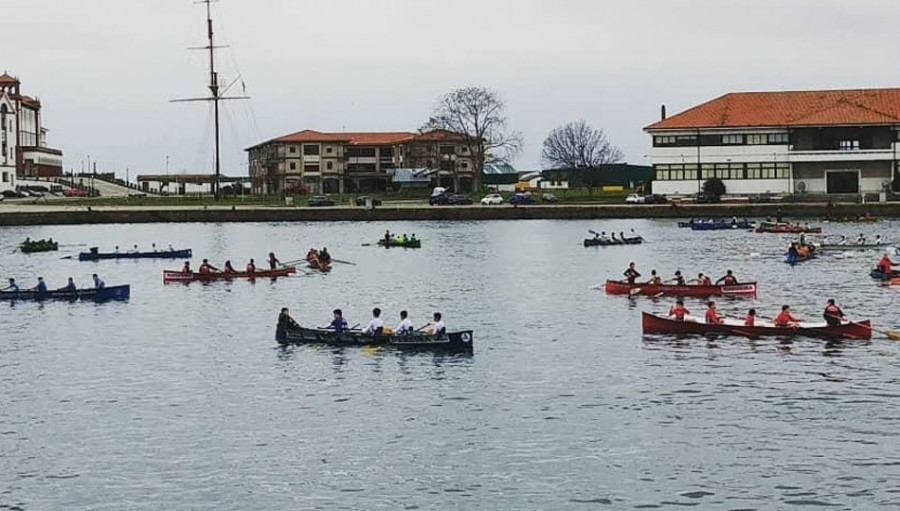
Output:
[{"xmin": 172, "ymin": 0, "xmax": 248, "ymax": 200}]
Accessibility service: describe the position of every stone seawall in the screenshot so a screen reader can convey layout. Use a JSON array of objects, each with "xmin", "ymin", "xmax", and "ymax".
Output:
[{"xmin": 0, "ymin": 203, "xmax": 897, "ymax": 226}]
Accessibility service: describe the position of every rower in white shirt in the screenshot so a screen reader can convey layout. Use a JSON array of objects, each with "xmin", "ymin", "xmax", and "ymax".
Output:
[
  {"xmin": 363, "ymin": 307, "xmax": 384, "ymax": 336},
  {"xmin": 430, "ymin": 312, "xmax": 446, "ymax": 336},
  {"xmin": 395, "ymin": 310, "xmax": 413, "ymax": 335}
]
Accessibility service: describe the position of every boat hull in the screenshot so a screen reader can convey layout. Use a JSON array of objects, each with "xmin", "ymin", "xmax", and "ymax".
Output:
[
  {"xmin": 785, "ymin": 253, "xmax": 817, "ymax": 265},
  {"xmin": 605, "ymin": 280, "xmax": 757, "ymax": 297},
  {"xmin": 276, "ymin": 326, "xmax": 473, "ymax": 353},
  {"xmin": 756, "ymin": 222, "xmax": 822, "ymax": 234},
  {"xmin": 870, "ymin": 269, "xmax": 900, "ymax": 280},
  {"xmin": 163, "ymin": 267, "xmax": 296, "ymax": 282},
  {"xmin": 820, "ymin": 244, "xmax": 888, "ymax": 251},
  {"xmin": 0, "ymin": 284, "xmax": 130, "ymax": 302},
  {"xmin": 377, "ymin": 239, "xmax": 421, "ymax": 248},
  {"xmin": 584, "ymin": 237, "xmax": 643, "ymax": 247},
  {"xmin": 689, "ymin": 221, "xmax": 755, "ymax": 230},
  {"xmin": 642, "ymin": 312, "xmax": 872, "ymax": 340},
  {"xmin": 79, "ymin": 249, "xmax": 192, "ymax": 261}
]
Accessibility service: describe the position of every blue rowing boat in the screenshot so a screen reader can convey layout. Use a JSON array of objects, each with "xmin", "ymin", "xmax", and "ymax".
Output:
[
  {"xmin": 78, "ymin": 248, "xmax": 192, "ymax": 261},
  {"xmin": 0, "ymin": 284, "xmax": 130, "ymax": 302},
  {"xmin": 871, "ymin": 268, "xmax": 900, "ymax": 280},
  {"xmin": 689, "ymin": 219, "xmax": 755, "ymax": 231}
]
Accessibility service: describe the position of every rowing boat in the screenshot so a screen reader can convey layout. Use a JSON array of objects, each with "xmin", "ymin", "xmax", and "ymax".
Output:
[
  {"xmin": 377, "ymin": 238, "xmax": 421, "ymax": 248},
  {"xmin": 689, "ymin": 220, "xmax": 755, "ymax": 230},
  {"xmin": 275, "ymin": 325, "xmax": 474, "ymax": 353},
  {"xmin": 20, "ymin": 239, "xmax": 58, "ymax": 253},
  {"xmin": 820, "ymin": 243, "xmax": 888, "ymax": 251},
  {"xmin": 755, "ymin": 222, "xmax": 822, "ymax": 234},
  {"xmin": 163, "ymin": 267, "xmax": 296, "ymax": 282},
  {"xmin": 0, "ymin": 284, "xmax": 130, "ymax": 302},
  {"xmin": 306, "ymin": 259, "xmax": 331, "ymax": 272},
  {"xmin": 785, "ymin": 251, "xmax": 817, "ymax": 265},
  {"xmin": 642, "ymin": 312, "xmax": 872, "ymax": 340},
  {"xmin": 871, "ymin": 268, "xmax": 900, "ymax": 280},
  {"xmin": 583, "ymin": 236, "xmax": 643, "ymax": 247},
  {"xmin": 604, "ymin": 280, "xmax": 757, "ymax": 297},
  {"xmin": 79, "ymin": 248, "xmax": 192, "ymax": 261}
]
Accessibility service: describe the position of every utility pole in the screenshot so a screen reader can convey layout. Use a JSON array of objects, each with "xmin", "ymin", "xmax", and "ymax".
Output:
[{"xmin": 171, "ymin": 0, "xmax": 249, "ymax": 200}]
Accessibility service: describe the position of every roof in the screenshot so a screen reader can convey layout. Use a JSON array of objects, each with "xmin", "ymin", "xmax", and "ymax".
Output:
[
  {"xmin": 0, "ymin": 73, "xmax": 18, "ymax": 85},
  {"xmin": 247, "ymin": 129, "xmax": 468, "ymax": 151},
  {"xmin": 392, "ymin": 168, "xmax": 433, "ymax": 183},
  {"xmin": 646, "ymin": 88, "xmax": 900, "ymax": 130},
  {"xmin": 483, "ymin": 162, "xmax": 517, "ymax": 175}
]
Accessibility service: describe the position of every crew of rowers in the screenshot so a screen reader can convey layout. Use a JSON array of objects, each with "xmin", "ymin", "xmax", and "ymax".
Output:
[
  {"xmin": 2, "ymin": 274, "xmax": 105, "ymax": 293},
  {"xmin": 383, "ymin": 230, "xmax": 418, "ymax": 245},
  {"xmin": 278, "ymin": 307, "xmax": 447, "ymax": 337},
  {"xmin": 183, "ymin": 252, "xmax": 283, "ymax": 274},
  {"xmin": 668, "ymin": 299, "xmax": 845, "ymax": 327},
  {"xmin": 306, "ymin": 247, "xmax": 331, "ymax": 268},
  {"xmin": 113, "ymin": 243, "xmax": 176, "ymax": 254},
  {"xmin": 592, "ymin": 230, "xmax": 639, "ymax": 243},
  {"xmin": 624, "ymin": 262, "xmax": 739, "ymax": 287}
]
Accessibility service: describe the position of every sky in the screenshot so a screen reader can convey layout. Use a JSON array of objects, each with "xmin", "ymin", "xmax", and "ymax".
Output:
[{"xmin": 6, "ymin": 0, "xmax": 900, "ymax": 178}]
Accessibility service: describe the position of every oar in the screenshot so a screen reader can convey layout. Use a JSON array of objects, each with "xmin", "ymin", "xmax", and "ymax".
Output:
[
  {"xmin": 60, "ymin": 255, "xmax": 74, "ymax": 260},
  {"xmin": 826, "ymin": 313, "xmax": 900, "ymax": 340},
  {"xmin": 279, "ymin": 258, "xmax": 305, "ymax": 267},
  {"xmin": 331, "ymin": 259, "xmax": 356, "ymax": 266}
]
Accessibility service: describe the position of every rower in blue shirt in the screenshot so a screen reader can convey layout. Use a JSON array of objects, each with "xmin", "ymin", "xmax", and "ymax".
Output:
[
  {"xmin": 328, "ymin": 309, "xmax": 349, "ymax": 332},
  {"xmin": 92, "ymin": 273, "xmax": 105, "ymax": 289},
  {"xmin": 3, "ymin": 278, "xmax": 19, "ymax": 292},
  {"xmin": 32, "ymin": 277, "xmax": 48, "ymax": 294},
  {"xmin": 57, "ymin": 277, "xmax": 77, "ymax": 292}
]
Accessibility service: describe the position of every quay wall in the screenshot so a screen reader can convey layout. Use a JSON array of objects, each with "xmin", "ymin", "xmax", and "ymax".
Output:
[{"xmin": 0, "ymin": 203, "xmax": 898, "ymax": 226}]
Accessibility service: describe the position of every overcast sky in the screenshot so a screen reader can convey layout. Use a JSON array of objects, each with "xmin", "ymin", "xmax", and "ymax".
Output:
[{"xmin": 6, "ymin": 0, "xmax": 899, "ymax": 178}]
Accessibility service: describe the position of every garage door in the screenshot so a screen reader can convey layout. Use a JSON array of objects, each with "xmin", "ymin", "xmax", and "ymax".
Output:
[{"xmin": 826, "ymin": 171, "xmax": 859, "ymax": 194}]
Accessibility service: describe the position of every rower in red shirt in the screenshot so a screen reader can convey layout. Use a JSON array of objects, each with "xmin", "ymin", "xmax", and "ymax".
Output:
[
  {"xmin": 744, "ymin": 308, "xmax": 756, "ymax": 326},
  {"xmin": 181, "ymin": 261, "xmax": 191, "ymax": 273},
  {"xmin": 646, "ymin": 269, "xmax": 662, "ymax": 285},
  {"xmin": 695, "ymin": 273, "xmax": 712, "ymax": 286},
  {"xmin": 774, "ymin": 305, "xmax": 801, "ymax": 327},
  {"xmin": 246, "ymin": 258, "xmax": 256, "ymax": 274},
  {"xmin": 823, "ymin": 299, "xmax": 844, "ymax": 326},
  {"xmin": 668, "ymin": 300, "xmax": 689, "ymax": 321},
  {"xmin": 877, "ymin": 252, "xmax": 896, "ymax": 279},
  {"xmin": 716, "ymin": 270, "xmax": 738, "ymax": 286},
  {"xmin": 198, "ymin": 258, "xmax": 218, "ymax": 274},
  {"xmin": 705, "ymin": 301, "xmax": 723, "ymax": 324}
]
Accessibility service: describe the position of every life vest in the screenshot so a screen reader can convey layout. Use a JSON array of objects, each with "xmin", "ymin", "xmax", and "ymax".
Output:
[
  {"xmin": 705, "ymin": 308, "xmax": 721, "ymax": 324},
  {"xmin": 744, "ymin": 315, "xmax": 755, "ymax": 326}
]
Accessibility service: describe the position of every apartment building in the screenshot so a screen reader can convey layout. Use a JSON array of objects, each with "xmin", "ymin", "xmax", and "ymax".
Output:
[
  {"xmin": 246, "ymin": 129, "xmax": 474, "ymax": 195},
  {"xmin": 0, "ymin": 73, "xmax": 63, "ymax": 180},
  {"xmin": 645, "ymin": 88, "xmax": 900, "ymax": 196}
]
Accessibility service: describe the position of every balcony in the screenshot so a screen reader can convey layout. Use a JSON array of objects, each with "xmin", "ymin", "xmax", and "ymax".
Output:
[{"xmin": 788, "ymin": 148, "xmax": 894, "ymax": 162}]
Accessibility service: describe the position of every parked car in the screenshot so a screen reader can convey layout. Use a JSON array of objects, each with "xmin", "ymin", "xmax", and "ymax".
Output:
[
  {"xmin": 695, "ymin": 193, "xmax": 720, "ymax": 204},
  {"xmin": 642, "ymin": 194, "xmax": 669, "ymax": 204},
  {"xmin": 355, "ymin": 196, "xmax": 382, "ymax": 206},
  {"xmin": 625, "ymin": 194, "xmax": 644, "ymax": 204},
  {"xmin": 510, "ymin": 192, "xmax": 534, "ymax": 205},
  {"xmin": 429, "ymin": 193, "xmax": 449, "ymax": 205},
  {"xmin": 541, "ymin": 193, "xmax": 559, "ymax": 203},
  {"xmin": 63, "ymin": 188, "xmax": 89, "ymax": 197},
  {"xmin": 1, "ymin": 190, "xmax": 24, "ymax": 198},
  {"xmin": 308, "ymin": 195, "xmax": 335, "ymax": 207},
  {"xmin": 481, "ymin": 193, "xmax": 504, "ymax": 205},
  {"xmin": 128, "ymin": 192, "xmax": 148, "ymax": 198},
  {"xmin": 447, "ymin": 194, "xmax": 473, "ymax": 205}
]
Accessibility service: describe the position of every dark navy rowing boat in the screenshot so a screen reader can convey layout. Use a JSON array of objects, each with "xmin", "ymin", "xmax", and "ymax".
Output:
[
  {"xmin": 79, "ymin": 248, "xmax": 192, "ymax": 261},
  {"xmin": 276, "ymin": 325, "xmax": 473, "ymax": 353},
  {"xmin": 0, "ymin": 284, "xmax": 130, "ymax": 302}
]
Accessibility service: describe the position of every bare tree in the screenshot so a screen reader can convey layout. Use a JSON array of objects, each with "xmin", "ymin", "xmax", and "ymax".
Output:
[
  {"xmin": 541, "ymin": 120, "xmax": 623, "ymax": 169},
  {"xmin": 425, "ymin": 87, "xmax": 523, "ymax": 191},
  {"xmin": 541, "ymin": 120, "xmax": 623, "ymax": 196}
]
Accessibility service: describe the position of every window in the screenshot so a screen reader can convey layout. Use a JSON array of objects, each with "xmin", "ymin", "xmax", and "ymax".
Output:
[
  {"xmin": 654, "ymin": 136, "xmax": 676, "ymax": 147},
  {"xmin": 714, "ymin": 163, "xmax": 729, "ymax": 179},
  {"xmin": 439, "ymin": 160, "xmax": 454, "ymax": 171},
  {"xmin": 325, "ymin": 146, "xmax": 333, "ymax": 154},
  {"xmin": 326, "ymin": 161, "xmax": 333, "ymax": 170},
  {"xmin": 776, "ymin": 163, "xmax": 790, "ymax": 178},
  {"xmin": 701, "ymin": 164, "xmax": 715, "ymax": 179},
  {"xmin": 303, "ymin": 145, "xmax": 320, "ymax": 156},
  {"xmin": 768, "ymin": 133, "xmax": 789, "ymax": 144},
  {"xmin": 684, "ymin": 164, "xmax": 697, "ymax": 180},
  {"xmin": 746, "ymin": 134, "xmax": 766, "ymax": 145},
  {"xmin": 839, "ymin": 139, "xmax": 860, "ymax": 150},
  {"xmin": 746, "ymin": 163, "xmax": 761, "ymax": 179},
  {"xmin": 289, "ymin": 146, "xmax": 297, "ymax": 154},
  {"xmin": 729, "ymin": 163, "xmax": 744, "ymax": 179},
  {"xmin": 347, "ymin": 147, "xmax": 376, "ymax": 158},
  {"xmin": 722, "ymin": 134, "xmax": 743, "ymax": 145},
  {"xmin": 761, "ymin": 163, "xmax": 776, "ymax": 179},
  {"xmin": 461, "ymin": 162, "xmax": 469, "ymax": 170},
  {"xmin": 675, "ymin": 135, "xmax": 697, "ymax": 145},
  {"xmin": 289, "ymin": 162, "xmax": 297, "ymax": 171},
  {"xmin": 2, "ymin": 172, "xmax": 7, "ymax": 183},
  {"xmin": 655, "ymin": 165, "xmax": 670, "ymax": 180},
  {"xmin": 304, "ymin": 164, "xmax": 320, "ymax": 173},
  {"xmin": 439, "ymin": 145, "xmax": 455, "ymax": 155},
  {"xmin": 670, "ymin": 164, "xmax": 684, "ymax": 181}
]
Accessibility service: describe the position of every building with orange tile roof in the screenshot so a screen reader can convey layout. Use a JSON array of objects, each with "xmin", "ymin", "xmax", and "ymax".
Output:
[
  {"xmin": 0, "ymin": 73, "xmax": 63, "ymax": 183},
  {"xmin": 645, "ymin": 88, "xmax": 900, "ymax": 197},
  {"xmin": 246, "ymin": 129, "xmax": 474, "ymax": 195}
]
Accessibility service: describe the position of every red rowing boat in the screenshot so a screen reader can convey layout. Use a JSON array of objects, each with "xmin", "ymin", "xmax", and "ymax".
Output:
[
  {"xmin": 163, "ymin": 267, "xmax": 296, "ymax": 282},
  {"xmin": 605, "ymin": 280, "xmax": 757, "ymax": 297},
  {"xmin": 642, "ymin": 312, "xmax": 872, "ymax": 340},
  {"xmin": 755, "ymin": 222, "xmax": 822, "ymax": 234}
]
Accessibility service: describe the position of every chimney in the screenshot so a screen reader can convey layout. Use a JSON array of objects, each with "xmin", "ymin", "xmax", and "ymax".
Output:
[{"xmin": 660, "ymin": 104, "xmax": 667, "ymax": 121}]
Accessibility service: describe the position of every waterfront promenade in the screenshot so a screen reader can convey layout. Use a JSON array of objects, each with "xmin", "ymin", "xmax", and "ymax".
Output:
[{"xmin": 0, "ymin": 200, "xmax": 897, "ymax": 225}]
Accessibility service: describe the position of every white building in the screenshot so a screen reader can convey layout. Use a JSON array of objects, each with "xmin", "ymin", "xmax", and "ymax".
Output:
[
  {"xmin": 0, "ymin": 91, "xmax": 17, "ymax": 192},
  {"xmin": 646, "ymin": 88, "xmax": 900, "ymax": 196}
]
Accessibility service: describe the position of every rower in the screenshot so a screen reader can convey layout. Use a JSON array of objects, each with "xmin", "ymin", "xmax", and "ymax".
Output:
[
  {"xmin": 600, "ymin": 231, "xmax": 609, "ymax": 241},
  {"xmin": 705, "ymin": 301, "xmax": 723, "ymax": 324},
  {"xmin": 114, "ymin": 245, "xmax": 120, "ymax": 254},
  {"xmin": 223, "ymin": 260, "xmax": 236, "ymax": 274},
  {"xmin": 58, "ymin": 277, "xmax": 77, "ymax": 292},
  {"xmin": 395, "ymin": 310, "xmax": 413, "ymax": 335},
  {"xmin": 668, "ymin": 300, "xmax": 689, "ymax": 321},
  {"xmin": 611, "ymin": 232, "xmax": 618, "ymax": 243},
  {"xmin": 876, "ymin": 252, "xmax": 896, "ymax": 279},
  {"xmin": 92, "ymin": 274, "xmax": 105, "ymax": 290},
  {"xmin": 320, "ymin": 248, "xmax": 331, "ymax": 264},
  {"xmin": 788, "ymin": 242, "xmax": 799, "ymax": 258},
  {"xmin": 623, "ymin": 262, "xmax": 641, "ymax": 284},
  {"xmin": 430, "ymin": 312, "xmax": 446, "ymax": 336},
  {"xmin": 716, "ymin": 270, "xmax": 738, "ymax": 286},
  {"xmin": 693, "ymin": 273, "xmax": 711, "ymax": 286},
  {"xmin": 410, "ymin": 234, "xmax": 417, "ymax": 242},
  {"xmin": 384, "ymin": 230, "xmax": 391, "ymax": 245},
  {"xmin": 363, "ymin": 308, "xmax": 384, "ymax": 336},
  {"xmin": 268, "ymin": 252, "xmax": 280, "ymax": 270},
  {"xmin": 328, "ymin": 309, "xmax": 349, "ymax": 332},
  {"xmin": 246, "ymin": 258, "xmax": 257, "ymax": 274},
  {"xmin": 32, "ymin": 277, "xmax": 48, "ymax": 294},
  {"xmin": 774, "ymin": 305, "xmax": 800, "ymax": 327},
  {"xmin": 152, "ymin": 243, "xmax": 157, "ymax": 252},
  {"xmin": 670, "ymin": 270, "xmax": 686, "ymax": 286},
  {"xmin": 875, "ymin": 235, "xmax": 883, "ymax": 245},
  {"xmin": 856, "ymin": 233, "xmax": 866, "ymax": 245},
  {"xmin": 277, "ymin": 307, "xmax": 300, "ymax": 337},
  {"xmin": 198, "ymin": 259, "xmax": 219, "ymax": 274},
  {"xmin": 823, "ymin": 299, "xmax": 844, "ymax": 327},
  {"xmin": 646, "ymin": 269, "xmax": 662, "ymax": 285},
  {"xmin": 168, "ymin": 244, "xmax": 174, "ymax": 251},
  {"xmin": 181, "ymin": 261, "xmax": 192, "ymax": 273},
  {"xmin": 744, "ymin": 308, "xmax": 756, "ymax": 326},
  {"xmin": 3, "ymin": 278, "xmax": 18, "ymax": 292},
  {"xmin": 131, "ymin": 244, "xmax": 139, "ymax": 253}
]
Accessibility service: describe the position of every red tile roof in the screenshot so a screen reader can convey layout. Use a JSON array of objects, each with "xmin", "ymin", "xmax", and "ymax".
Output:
[
  {"xmin": 0, "ymin": 73, "xmax": 18, "ymax": 85},
  {"xmin": 274, "ymin": 129, "xmax": 416, "ymax": 145},
  {"xmin": 646, "ymin": 88, "xmax": 900, "ymax": 130}
]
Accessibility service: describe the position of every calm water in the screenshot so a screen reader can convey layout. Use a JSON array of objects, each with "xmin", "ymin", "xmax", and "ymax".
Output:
[{"xmin": 2, "ymin": 219, "xmax": 900, "ymax": 510}]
